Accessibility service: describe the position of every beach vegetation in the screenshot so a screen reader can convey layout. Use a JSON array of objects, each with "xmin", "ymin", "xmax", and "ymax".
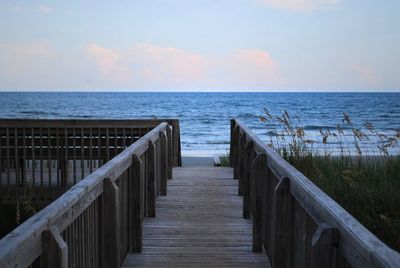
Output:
[
  {"xmin": 259, "ymin": 109, "xmax": 400, "ymax": 251},
  {"xmin": 219, "ymin": 152, "xmax": 230, "ymax": 167}
]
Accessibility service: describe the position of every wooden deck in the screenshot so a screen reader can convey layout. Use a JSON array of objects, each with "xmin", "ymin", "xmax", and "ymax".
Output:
[{"xmin": 122, "ymin": 167, "xmax": 270, "ymax": 268}]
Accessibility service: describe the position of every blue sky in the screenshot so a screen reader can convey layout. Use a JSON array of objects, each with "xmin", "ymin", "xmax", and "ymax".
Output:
[{"xmin": 0, "ymin": 0, "xmax": 399, "ymax": 91}]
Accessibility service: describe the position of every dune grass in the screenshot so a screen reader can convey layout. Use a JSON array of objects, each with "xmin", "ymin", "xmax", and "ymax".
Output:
[
  {"xmin": 259, "ymin": 109, "xmax": 400, "ymax": 251},
  {"xmin": 219, "ymin": 152, "xmax": 230, "ymax": 167}
]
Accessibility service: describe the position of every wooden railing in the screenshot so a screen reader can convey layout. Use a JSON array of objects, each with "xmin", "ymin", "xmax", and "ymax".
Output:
[
  {"xmin": 0, "ymin": 122, "xmax": 173, "ymax": 268},
  {"xmin": 230, "ymin": 119, "xmax": 400, "ymax": 268},
  {"xmin": 0, "ymin": 119, "xmax": 180, "ymax": 203}
]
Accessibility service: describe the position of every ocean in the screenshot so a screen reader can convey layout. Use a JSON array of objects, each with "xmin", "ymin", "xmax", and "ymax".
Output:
[{"xmin": 0, "ymin": 92, "xmax": 399, "ymax": 155}]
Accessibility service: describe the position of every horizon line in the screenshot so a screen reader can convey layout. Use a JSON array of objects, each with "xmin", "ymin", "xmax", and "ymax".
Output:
[{"xmin": 0, "ymin": 89, "xmax": 399, "ymax": 93}]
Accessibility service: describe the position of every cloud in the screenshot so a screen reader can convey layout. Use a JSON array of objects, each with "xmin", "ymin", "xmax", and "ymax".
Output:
[
  {"xmin": 86, "ymin": 43, "xmax": 283, "ymax": 89},
  {"xmin": 350, "ymin": 64, "xmax": 379, "ymax": 84},
  {"xmin": 86, "ymin": 43, "xmax": 130, "ymax": 81},
  {"xmin": 259, "ymin": 0, "xmax": 341, "ymax": 12},
  {"xmin": 38, "ymin": 5, "xmax": 54, "ymax": 14},
  {"xmin": 126, "ymin": 43, "xmax": 209, "ymax": 83},
  {"xmin": 0, "ymin": 41, "xmax": 283, "ymax": 90},
  {"xmin": 222, "ymin": 49, "xmax": 283, "ymax": 86}
]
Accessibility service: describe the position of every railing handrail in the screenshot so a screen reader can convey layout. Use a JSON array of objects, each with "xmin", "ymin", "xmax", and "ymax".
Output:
[
  {"xmin": 0, "ymin": 122, "xmax": 169, "ymax": 267},
  {"xmin": 231, "ymin": 118, "xmax": 400, "ymax": 268},
  {"xmin": 0, "ymin": 118, "xmax": 182, "ymax": 166},
  {"xmin": 0, "ymin": 118, "xmax": 176, "ymax": 126}
]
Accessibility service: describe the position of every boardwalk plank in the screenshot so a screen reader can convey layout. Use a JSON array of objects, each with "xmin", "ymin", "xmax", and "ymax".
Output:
[{"xmin": 122, "ymin": 167, "xmax": 270, "ymax": 268}]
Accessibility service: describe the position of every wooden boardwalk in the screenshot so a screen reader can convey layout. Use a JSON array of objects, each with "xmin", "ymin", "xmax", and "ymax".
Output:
[{"xmin": 122, "ymin": 167, "xmax": 270, "ymax": 268}]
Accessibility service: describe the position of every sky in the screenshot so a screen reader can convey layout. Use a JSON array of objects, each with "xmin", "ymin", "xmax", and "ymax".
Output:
[{"xmin": 0, "ymin": 0, "xmax": 399, "ymax": 92}]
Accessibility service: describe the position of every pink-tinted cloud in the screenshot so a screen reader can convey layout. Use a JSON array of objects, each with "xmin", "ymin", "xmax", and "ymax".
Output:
[
  {"xmin": 223, "ymin": 49, "xmax": 283, "ymax": 85},
  {"xmin": 86, "ymin": 43, "xmax": 130, "ymax": 81},
  {"xmin": 86, "ymin": 43, "xmax": 283, "ymax": 89},
  {"xmin": 350, "ymin": 64, "xmax": 379, "ymax": 84},
  {"xmin": 259, "ymin": 0, "xmax": 341, "ymax": 12}
]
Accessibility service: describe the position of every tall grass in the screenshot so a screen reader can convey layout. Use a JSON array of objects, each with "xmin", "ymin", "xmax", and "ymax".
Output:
[{"xmin": 259, "ymin": 109, "xmax": 400, "ymax": 251}]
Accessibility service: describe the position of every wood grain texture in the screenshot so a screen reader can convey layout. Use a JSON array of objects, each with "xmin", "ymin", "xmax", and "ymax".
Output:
[{"xmin": 122, "ymin": 167, "xmax": 270, "ymax": 268}]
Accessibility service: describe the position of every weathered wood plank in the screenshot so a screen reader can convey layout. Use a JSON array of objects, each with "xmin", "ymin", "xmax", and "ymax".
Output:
[{"xmin": 122, "ymin": 167, "xmax": 270, "ymax": 268}]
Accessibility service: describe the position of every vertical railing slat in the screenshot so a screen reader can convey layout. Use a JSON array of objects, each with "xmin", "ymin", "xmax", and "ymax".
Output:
[
  {"xmin": 73, "ymin": 128, "xmax": 76, "ymax": 184},
  {"xmin": 22, "ymin": 128, "xmax": 26, "ymax": 186},
  {"xmin": 40, "ymin": 128, "xmax": 43, "ymax": 190},
  {"xmin": 48, "ymin": 128, "xmax": 52, "ymax": 187},
  {"xmin": 81, "ymin": 128, "xmax": 85, "ymax": 180},
  {"xmin": 31, "ymin": 128, "xmax": 35, "ymax": 187}
]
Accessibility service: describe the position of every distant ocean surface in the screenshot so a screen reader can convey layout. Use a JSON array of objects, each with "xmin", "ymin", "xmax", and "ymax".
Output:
[{"xmin": 0, "ymin": 92, "xmax": 399, "ymax": 155}]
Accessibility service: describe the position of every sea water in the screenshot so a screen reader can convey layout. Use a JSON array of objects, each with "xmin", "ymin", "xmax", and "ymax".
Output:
[{"xmin": 0, "ymin": 92, "xmax": 399, "ymax": 155}]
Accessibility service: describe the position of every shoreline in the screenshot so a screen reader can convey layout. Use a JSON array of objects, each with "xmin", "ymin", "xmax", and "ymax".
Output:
[{"xmin": 182, "ymin": 151, "xmax": 226, "ymax": 166}]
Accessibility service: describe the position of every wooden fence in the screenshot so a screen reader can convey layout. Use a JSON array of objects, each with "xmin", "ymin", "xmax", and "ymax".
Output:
[
  {"xmin": 0, "ymin": 119, "xmax": 180, "ymax": 203},
  {"xmin": 230, "ymin": 119, "xmax": 400, "ymax": 268},
  {"xmin": 0, "ymin": 122, "xmax": 173, "ymax": 268}
]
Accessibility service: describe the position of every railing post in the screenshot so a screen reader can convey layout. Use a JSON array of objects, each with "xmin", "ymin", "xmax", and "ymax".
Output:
[
  {"xmin": 130, "ymin": 155, "xmax": 144, "ymax": 252},
  {"xmin": 147, "ymin": 141, "xmax": 156, "ymax": 217},
  {"xmin": 233, "ymin": 125, "xmax": 240, "ymax": 180},
  {"xmin": 242, "ymin": 140, "xmax": 253, "ymax": 219},
  {"xmin": 251, "ymin": 153, "xmax": 266, "ymax": 252},
  {"xmin": 238, "ymin": 133, "xmax": 246, "ymax": 196},
  {"xmin": 170, "ymin": 120, "xmax": 181, "ymax": 166},
  {"xmin": 272, "ymin": 177, "xmax": 292, "ymax": 268},
  {"xmin": 42, "ymin": 226, "xmax": 68, "ymax": 268},
  {"xmin": 311, "ymin": 224, "xmax": 338, "ymax": 268},
  {"xmin": 159, "ymin": 131, "xmax": 167, "ymax": 196},
  {"xmin": 102, "ymin": 178, "xmax": 121, "ymax": 268},
  {"xmin": 166, "ymin": 125, "xmax": 173, "ymax": 180},
  {"xmin": 229, "ymin": 119, "xmax": 235, "ymax": 167}
]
